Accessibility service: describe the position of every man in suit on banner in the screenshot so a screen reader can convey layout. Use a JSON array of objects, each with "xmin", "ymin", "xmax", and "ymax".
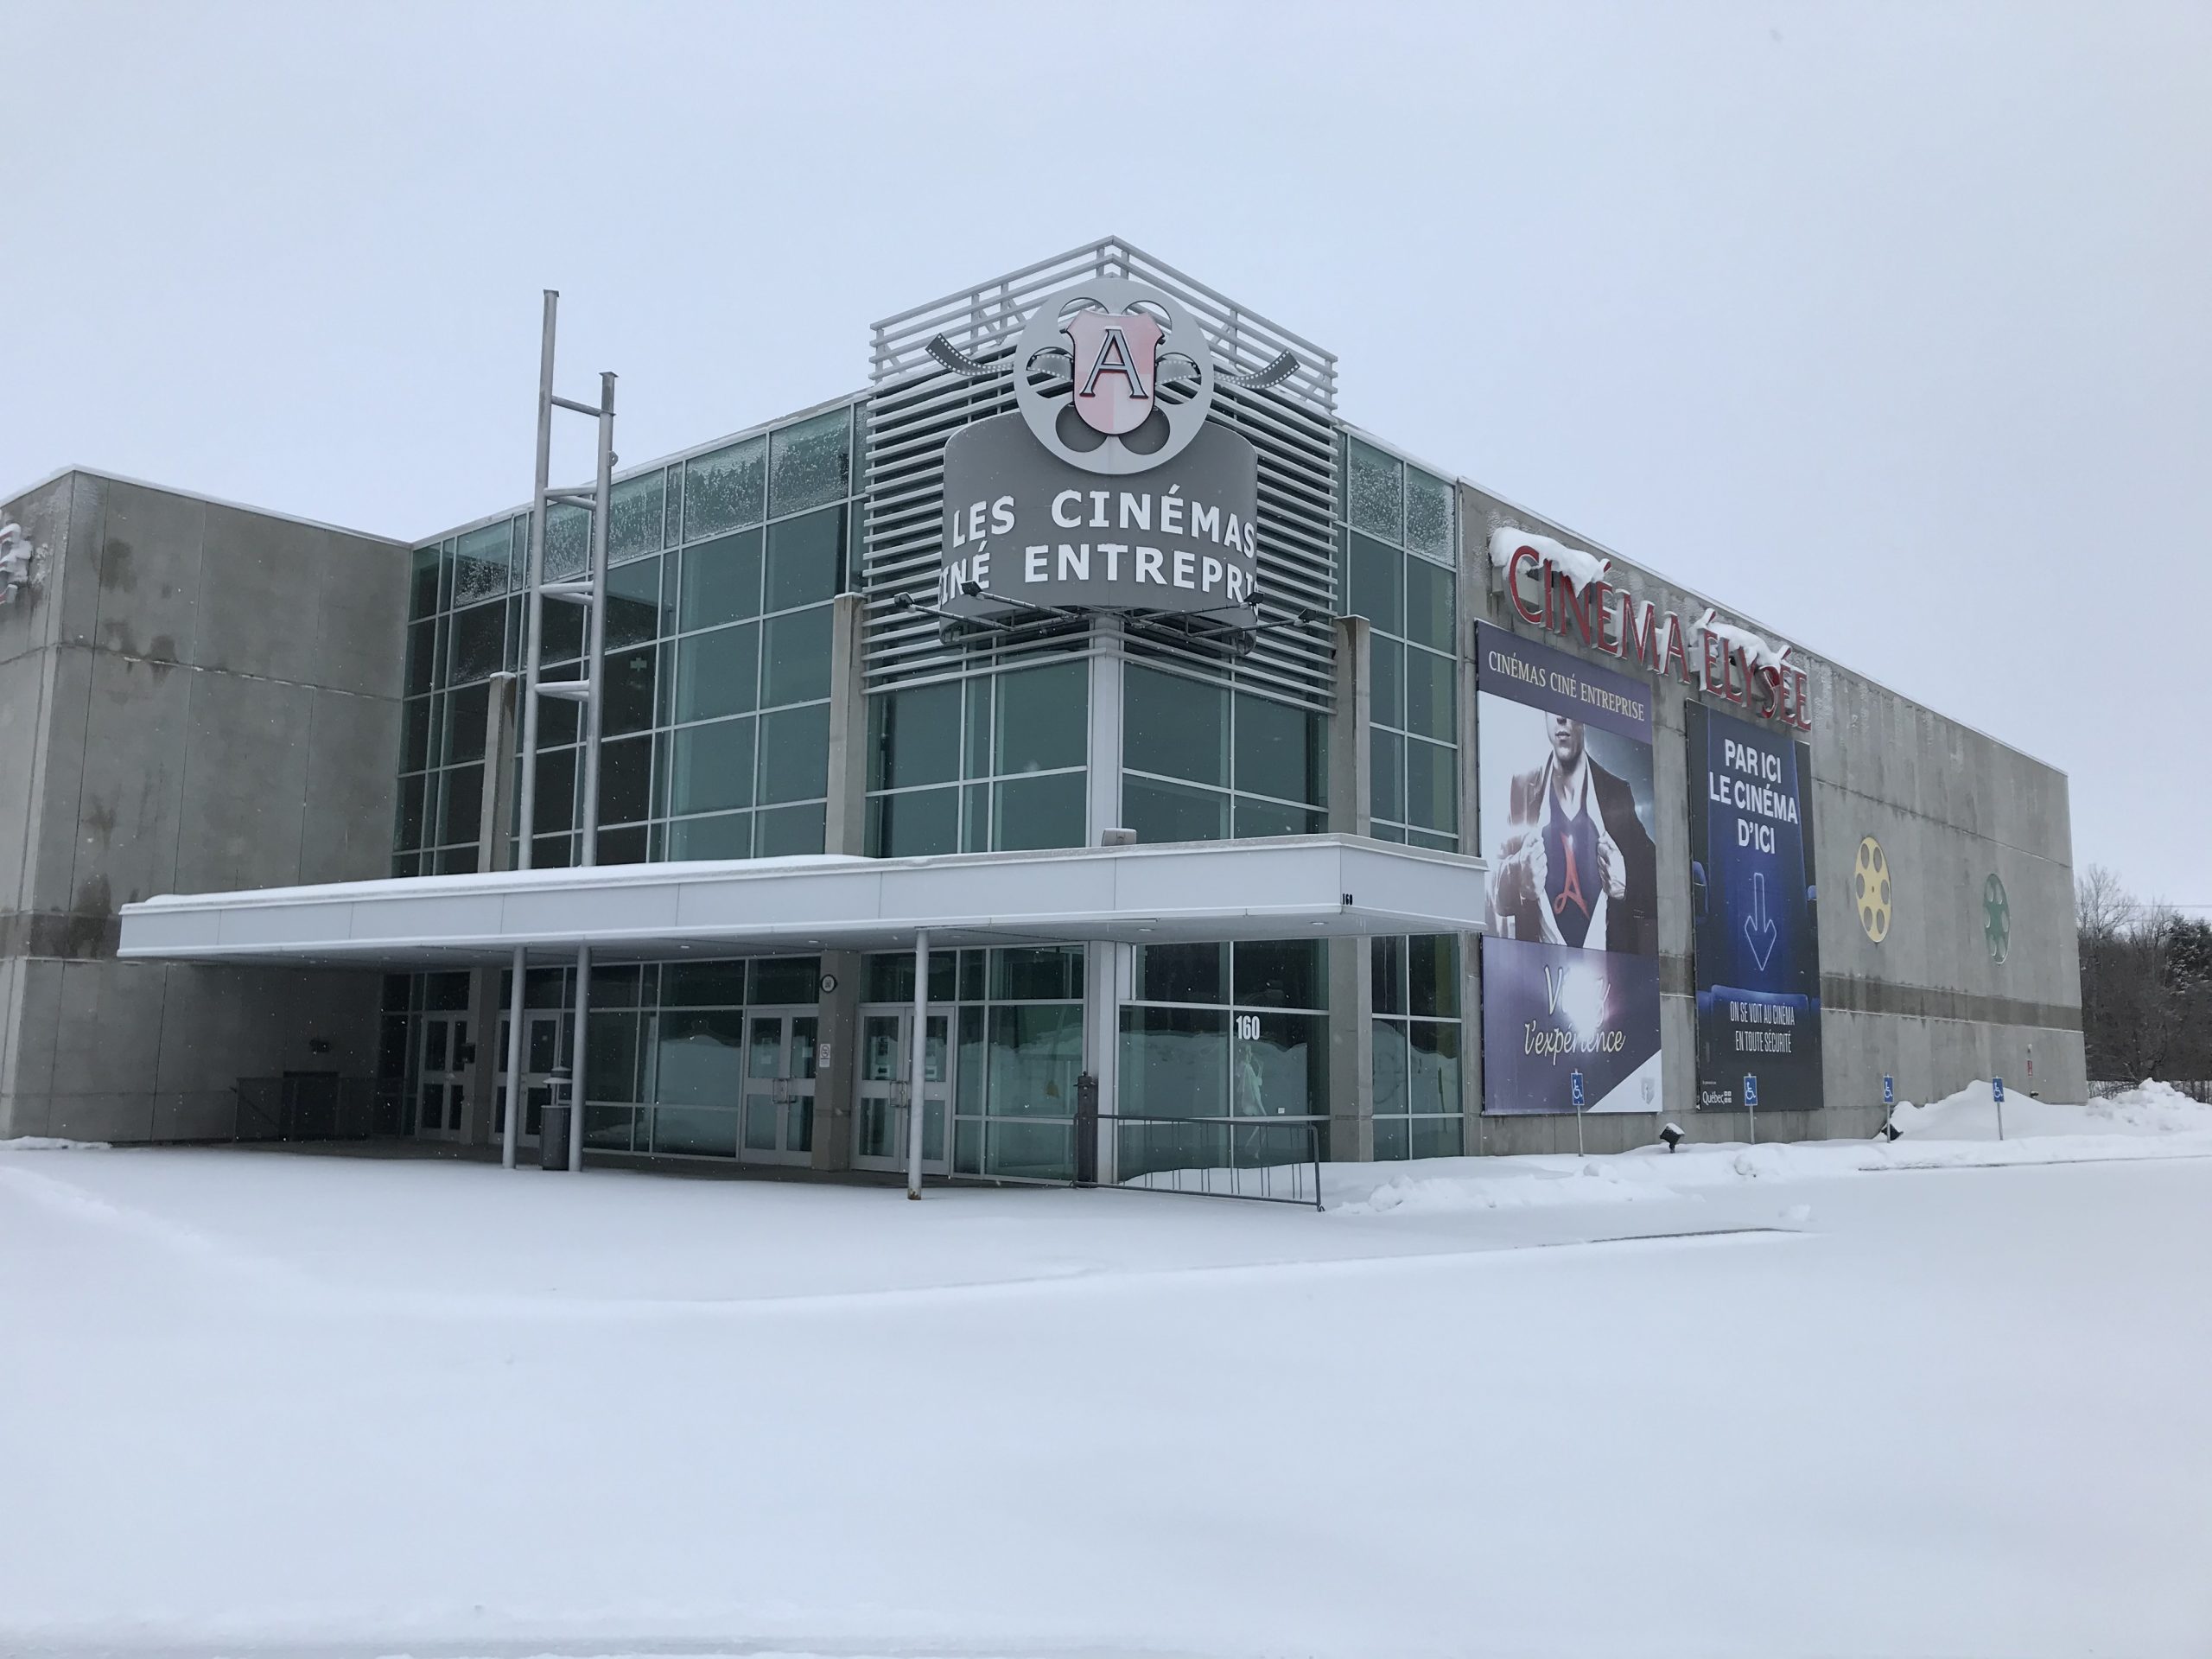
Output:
[{"xmin": 1487, "ymin": 713, "xmax": 1657, "ymax": 955}]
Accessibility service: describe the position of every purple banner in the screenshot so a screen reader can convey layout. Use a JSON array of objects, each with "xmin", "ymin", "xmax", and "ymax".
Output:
[
  {"xmin": 1480, "ymin": 935, "xmax": 1662, "ymax": 1115},
  {"xmin": 1473, "ymin": 621, "xmax": 1653, "ymax": 743}
]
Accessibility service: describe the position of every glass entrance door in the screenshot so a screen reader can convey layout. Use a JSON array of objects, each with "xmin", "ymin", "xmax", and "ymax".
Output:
[
  {"xmin": 853, "ymin": 1007, "xmax": 950, "ymax": 1175},
  {"xmin": 741, "ymin": 1009, "xmax": 817, "ymax": 1165},
  {"xmin": 416, "ymin": 1013, "xmax": 469, "ymax": 1140},
  {"xmin": 495, "ymin": 1010, "xmax": 564, "ymax": 1149}
]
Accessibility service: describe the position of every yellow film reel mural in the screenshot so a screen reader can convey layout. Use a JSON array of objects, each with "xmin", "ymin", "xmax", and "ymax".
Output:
[{"xmin": 1853, "ymin": 835, "xmax": 1892, "ymax": 943}]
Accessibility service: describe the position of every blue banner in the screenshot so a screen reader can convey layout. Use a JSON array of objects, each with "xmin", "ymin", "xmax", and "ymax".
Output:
[{"xmin": 1685, "ymin": 702, "xmax": 1824, "ymax": 1111}]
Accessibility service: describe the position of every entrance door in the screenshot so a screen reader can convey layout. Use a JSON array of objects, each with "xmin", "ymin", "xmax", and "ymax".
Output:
[
  {"xmin": 416, "ymin": 1013, "xmax": 469, "ymax": 1140},
  {"xmin": 741, "ymin": 1009, "xmax": 817, "ymax": 1165},
  {"xmin": 494, "ymin": 1010, "xmax": 564, "ymax": 1150},
  {"xmin": 853, "ymin": 1007, "xmax": 950, "ymax": 1175}
]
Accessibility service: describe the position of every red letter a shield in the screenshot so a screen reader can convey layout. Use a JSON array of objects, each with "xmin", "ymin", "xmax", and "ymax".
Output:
[{"xmin": 1064, "ymin": 309, "xmax": 1163, "ymax": 436}]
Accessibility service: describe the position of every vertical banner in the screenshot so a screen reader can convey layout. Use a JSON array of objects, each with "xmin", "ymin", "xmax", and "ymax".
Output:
[
  {"xmin": 1685, "ymin": 702, "xmax": 1824, "ymax": 1110},
  {"xmin": 1474, "ymin": 623, "xmax": 1663, "ymax": 1115}
]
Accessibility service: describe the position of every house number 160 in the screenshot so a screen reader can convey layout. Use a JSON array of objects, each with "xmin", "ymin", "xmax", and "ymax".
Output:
[{"xmin": 1234, "ymin": 1014, "xmax": 1262, "ymax": 1040}]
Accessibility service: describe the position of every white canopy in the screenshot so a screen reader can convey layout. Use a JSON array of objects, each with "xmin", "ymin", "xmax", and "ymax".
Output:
[{"xmin": 117, "ymin": 835, "xmax": 1489, "ymax": 968}]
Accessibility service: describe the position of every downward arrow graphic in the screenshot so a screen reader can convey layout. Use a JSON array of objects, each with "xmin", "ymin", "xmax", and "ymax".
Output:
[{"xmin": 1744, "ymin": 871, "xmax": 1779, "ymax": 972}]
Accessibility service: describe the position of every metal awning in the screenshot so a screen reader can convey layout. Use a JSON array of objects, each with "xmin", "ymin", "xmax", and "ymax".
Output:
[{"xmin": 116, "ymin": 835, "xmax": 1489, "ymax": 969}]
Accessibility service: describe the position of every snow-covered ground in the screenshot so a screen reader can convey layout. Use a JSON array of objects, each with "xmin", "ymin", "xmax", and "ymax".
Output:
[{"xmin": 4, "ymin": 1090, "xmax": 2210, "ymax": 1659}]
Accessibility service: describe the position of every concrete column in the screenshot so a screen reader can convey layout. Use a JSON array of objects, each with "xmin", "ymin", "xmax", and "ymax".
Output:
[
  {"xmin": 1084, "ymin": 939, "xmax": 1124, "ymax": 1182},
  {"xmin": 1085, "ymin": 620, "xmax": 1124, "ymax": 838},
  {"xmin": 823, "ymin": 594, "xmax": 869, "ymax": 856},
  {"xmin": 465, "ymin": 672, "xmax": 518, "ymax": 1145},
  {"xmin": 1327, "ymin": 615, "xmax": 1374, "ymax": 1161},
  {"xmin": 811, "ymin": 948, "xmax": 862, "ymax": 1172}
]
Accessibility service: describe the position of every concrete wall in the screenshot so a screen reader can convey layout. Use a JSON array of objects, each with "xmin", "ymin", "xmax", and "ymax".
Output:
[
  {"xmin": 0, "ymin": 472, "xmax": 410, "ymax": 1141},
  {"xmin": 1453, "ymin": 480, "xmax": 2085, "ymax": 1153}
]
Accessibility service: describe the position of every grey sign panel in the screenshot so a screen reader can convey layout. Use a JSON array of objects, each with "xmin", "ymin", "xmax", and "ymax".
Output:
[{"xmin": 938, "ymin": 411, "xmax": 1261, "ymax": 626}]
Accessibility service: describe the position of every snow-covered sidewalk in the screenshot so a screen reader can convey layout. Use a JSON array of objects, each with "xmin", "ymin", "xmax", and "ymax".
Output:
[{"xmin": 3, "ymin": 1096, "xmax": 2209, "ymax": 1659}]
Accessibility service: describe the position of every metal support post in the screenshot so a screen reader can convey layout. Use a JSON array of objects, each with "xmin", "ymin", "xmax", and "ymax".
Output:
[
  {"xmin": 576, "ymin": 370, "xmax": 616, "ymax": 869},
  {"xmin": 569, "ymin": 943, "xmax": 592, "ymax": 1173},
  {"xmin": 502, "ymin": 289, "xmax": 557, "ymax": 1171},
  {"xmin": 906, "ymin": 929, "xmax": 930, "ymax": 1198}
]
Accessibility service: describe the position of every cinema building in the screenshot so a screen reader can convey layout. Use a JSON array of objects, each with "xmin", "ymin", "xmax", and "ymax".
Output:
[{"xmin": 0, "ymin": 241, "xmax": 2088, "ymax": 1184}]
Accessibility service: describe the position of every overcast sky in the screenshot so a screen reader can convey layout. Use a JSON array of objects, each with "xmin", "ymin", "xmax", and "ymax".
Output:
[{"xmin": 6, "ymin": 1, "xmax": 2206, "ymax": 906}]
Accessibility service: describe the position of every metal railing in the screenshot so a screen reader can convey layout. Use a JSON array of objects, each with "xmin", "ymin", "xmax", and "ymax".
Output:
[
  {"xmin": 232, "ymin": 1077, "xmax": 396, "ymax": 1143},
  {"xmin": 1105, "ymin": 1113, "xmax": 1325, "ymax": 1210}
]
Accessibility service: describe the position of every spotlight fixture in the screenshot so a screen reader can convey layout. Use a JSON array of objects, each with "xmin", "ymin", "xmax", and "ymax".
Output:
[{"xmin": 1659, "ymin": 1122, "xmax": 1684, "ymax": 1153}]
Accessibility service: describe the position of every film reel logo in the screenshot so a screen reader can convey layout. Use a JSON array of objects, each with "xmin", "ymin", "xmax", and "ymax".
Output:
[{"xmin": 1853, "ymin": 836, "xmax": 1891, "ymax": 943}]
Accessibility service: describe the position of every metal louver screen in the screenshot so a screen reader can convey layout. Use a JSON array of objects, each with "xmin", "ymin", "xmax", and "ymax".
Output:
[{"xmin": 863, "ymin": 238, "xmax": 1341, "ymax": 707}]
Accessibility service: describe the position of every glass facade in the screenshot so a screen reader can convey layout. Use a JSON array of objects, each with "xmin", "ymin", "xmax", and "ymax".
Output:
[
  {"xmin": 394, "ymin": 401, "xmax": 861, "ymax": 875},
  {"xmin": 864, "ymin": 657, "xmax": 1088, "ymax": 857},
  {"xmin": 1120, "ymin": 663, "xmax": 1327, "ymax": 842},
  {"xmin": 1342, "ymin": 435, "xmax": 1459, "ymax": 849},
  {"xmin": 389, "ymin": 386, "xmax": 1479, "ymax": 1175},
  {"xmin": 1370, "ymin": 935, "xmax": 1465, "ymax": 1159},
  {"xmin": 1118, "ymin": 940, "xmax": 1329, "ymax": 1129}
]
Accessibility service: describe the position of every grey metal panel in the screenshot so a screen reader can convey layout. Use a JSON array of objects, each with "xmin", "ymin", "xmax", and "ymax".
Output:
[
  {"xmin": 864, "ymin": 238, "xmax": 1341, "ymax": 710},
  {"xmin": 118, "ymin": 836, "xmax": 1488, "ymax": 963}
]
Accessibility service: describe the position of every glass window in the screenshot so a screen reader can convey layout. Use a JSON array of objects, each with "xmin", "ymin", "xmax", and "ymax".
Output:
[
  {"xmin": 769, "ymin": 409, "xmax": 852, "ymax": 518},
  {"xmin": 454, "ymin": 522, "xmax": 512, "ymax": 605},
  {"xmin": 445, "ymin": 682, "xmax": 488, "ymax": 765},
  {"xmin": 1349, "ymin": 533, "xmax": 1404, "ymax": 635},
  {"xmin": 605, "ymin": 556, "xmax": 666, "ymax": 648},
  {"xmin": 671, "ymin": 716, "xmax": 754, "ymax": 816},
  {"xmin": 755, "ymin": 801, "xmax": 826, "ymax": 856},
  {"xmin": 868, "ymin": 785, "xmax": 958, "ymax": 857},
  {"xmin": 995, "ymin": 660, "xmax": 1085, "ymax": 774},
  {"xmin": 1234, "ymin": 692, "xmax": 1324, "ymax": 807},
  {"xmin": 1404, "ymin": 556, "xmax": 1456, "ymax": 654},
  {"xmin": 679, "ymin": 530, "xmax": 762, "ymax": 631},
  {"xmin": 1406, "ymin": 737, "xmax": 1456, "ymax": 834},
  {"xmin": 402, "ymin": 698, "xmax": 432, "ymax": 772},
  {"xmin": 439, "ymin": 763, "xmax": 483, "ymax": 847},
  {"xmin": 766, "ymin": 507, "xmax": 843, "ymax": 612},
  {"xmin": 540, "ymin": 598, "xmax": 583, "ymax": 664},
  {"xmin": 1232, "ymin": 1010, "xmax": 1326, "ymax": 1118},
  {"xmin": 1372, "ymin": 1018, "xmax": 1408, "ymax": 1117},
  {"xmin": 1371, "ymin": 729, "xmax": 1405, "ymax": 826},
  {"xmin": 1123, "ymin": 774, "xmax": 1226, "ymax": 844},
  {"xmin": 534, "ymin": 747, "xmax": 575, "ymax": 830},
  {"xmin": 1408, "ymin": 1020, "xmax": 1461, "ymax": 1119},
  {"xmin": 1124, "ymin": 664, "xmax": 1225, "ymax": 786},
  {"xmin": 1371, "ymin": 636, "xmax": 1405, "ymax": 731},
  {"xmin": 545, "ymin": 504, "xmax": 590, "ymax": 581},
  {"xmin": 1372, "ymin": 936, "xmax": 1407, "ymax": 1017},
  {"xmin": 669, "ymin": 810, "xmax": 750, "ymax": 861},
  {"xmin": 1119, "ymin": 1006, "xmax": 1227, "ymax": 1118},
  {"xmin": 684, "ymin": 435, "xmax": 766, "ymax": 541},
  {"xmin": 757, "ymin": 703, "xmax": 830, "ymax": 804},
  {"xmin": 599, "ymin": 734, "xmax": 652, "ymax": 826},
  {"xmin": 405, "ymin": 620, "xmax": 435, "ymax": 696},
  {"xmin": 1405, "ymin": 647, "xmax": 1455, "ymax": 742},
  {"xmin": 675, "ymin": 623, "xmax": 759, "ymax": 724},
  {"xmin": 963, "ymin": 676, "xmax": 992, "ymax": 777},
  {"xmin": 750, "ymin": 957, "xmax": 822, "ymax": 1005},
  {"xmin": 993, "ymin": 771, "xmax": 1085, "ymax": 851},
  {"xmin": 863, "ymin": 950, "xmax": 957, "ymax": 1005},
  {"xmin": 869, "ymin": 682, "xmax": 961, "ymax": 791},
  {"xmin": 1232, "ymin": 940, "xmax": 1325, "ymax": 1011},
  {"xmin": 603, "ymin": 645, "xmax": 657, "ymax": 736},
  {"xmin": 762, "ymin": 606, "xmax": 832, "ymax": 707},
  {"xmin": 661, "ymin": 961, "xmax": 746, "ymax": 1007},
  {"xmin": 1135, "ymin": 943, "xmax": 1224, "ymax": 1006},
  {"xmin": 396, "ymin": 773, "xmax": 425, "ymax": 850},
  {"xmin": 1409, "ymin": 935, "xmax": 1459, "ymax": 1019},
  {"xmin": 1405, "ymin": 467, "xmax": 1453, "ymax": 563},
  {"xmin": 409, "ymin": 544, "xmax": 439, "ymax": 620},
  {"xmin": 1347, "ymin": 438, "xmax": 1404, "ymax": 543},
  {"xmin": 586, "ymin": 1011, "xmax": 641, "ymax": 1102},
  {"xmin": 1233, "ymin": 798, "xmax": 1320, "ymax": 837},
  {"xmin": 991, "ymin": 946, "xmax": 1084, "ymax": 1001},
  {"xmin": 609, "ymin": 470, "xmax": 665, "ymax": 563}
]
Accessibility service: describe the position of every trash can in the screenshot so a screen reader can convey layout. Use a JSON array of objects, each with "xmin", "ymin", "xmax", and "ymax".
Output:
[{"xmin": 540, "ymin": 1066, "xmax": 571, "ymax": 1169}]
